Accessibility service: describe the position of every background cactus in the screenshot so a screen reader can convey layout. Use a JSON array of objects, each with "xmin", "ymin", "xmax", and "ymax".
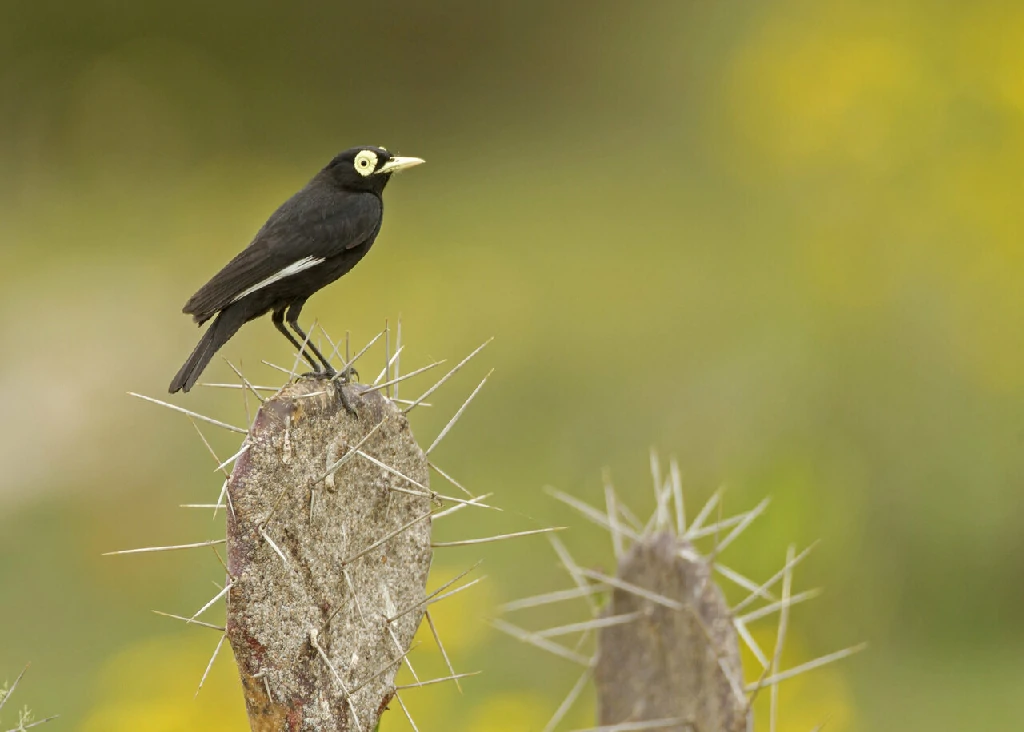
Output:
[{"xmin": 498, "ymin": 456, "xmax": 862, "ymax": 731}]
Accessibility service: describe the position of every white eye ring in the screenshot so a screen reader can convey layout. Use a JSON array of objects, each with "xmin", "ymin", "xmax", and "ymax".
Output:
[{"xmin": 353, "ymin": 150, "xmax": 378, "ymax": 176}]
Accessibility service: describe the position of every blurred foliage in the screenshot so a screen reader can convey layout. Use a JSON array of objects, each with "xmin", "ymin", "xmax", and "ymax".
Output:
[
  {"xmin": 2, "ymin": 0, "xmax": 1022, "ymax": 729},
  {"xmin": 80, "ymin": 635, "xmax": 248, "ymax": 732}
]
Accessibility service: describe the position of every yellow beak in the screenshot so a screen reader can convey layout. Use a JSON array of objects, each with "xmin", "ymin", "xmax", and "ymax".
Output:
[{"xmin": 377, "ymin": 156, "xmax": 425, "ymax": 174}]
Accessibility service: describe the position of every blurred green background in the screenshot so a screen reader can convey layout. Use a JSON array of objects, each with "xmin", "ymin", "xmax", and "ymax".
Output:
[{"xmin": 1, "ymin": 0, "xmax": 1022, "ymax": 729}]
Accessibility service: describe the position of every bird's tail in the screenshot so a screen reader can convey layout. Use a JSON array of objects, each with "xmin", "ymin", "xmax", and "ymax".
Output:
[{"xmin": 169, "ymin": 306, "xmax": 247, "ymax": 393}]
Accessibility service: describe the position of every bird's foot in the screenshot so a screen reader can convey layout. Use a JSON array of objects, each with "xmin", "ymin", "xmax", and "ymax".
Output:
[
  {"xmin": 298, "ymin": 367, "xmax": 336, "ymax": 382},
  {"xmin": 331, "ymin": 365, "xmax": 359, "ymax": 384},
  {"xmin": 295, "ymin": 368, "xmax": 358, "ymax": 415}
]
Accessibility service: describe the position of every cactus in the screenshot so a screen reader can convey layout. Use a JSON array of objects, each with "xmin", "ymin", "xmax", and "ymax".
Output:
[
  {"xmin": 111, "ymin": 325, "xmax": 560, "ymax": 730},
  {"xmin": 226, "ymin": 378, "xmax": 433, "ymax": 730},
  {"xmin": 595, "ymin": 532, "xmax": 747, "ymax": 731},
  {"xmin": 498, "ymin": 454, "xmax": 863, "ymax": 731}
]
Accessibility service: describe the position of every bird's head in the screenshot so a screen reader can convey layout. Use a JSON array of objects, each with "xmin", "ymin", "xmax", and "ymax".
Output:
[{"xmin": 321, "ymin": 146, "xmax": 424, "ymax": 193}]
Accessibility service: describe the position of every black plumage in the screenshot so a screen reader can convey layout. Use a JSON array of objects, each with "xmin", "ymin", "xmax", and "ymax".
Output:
[{"xmin": 169, "ymin": 146, "xmax": 423, "ymax": 393}]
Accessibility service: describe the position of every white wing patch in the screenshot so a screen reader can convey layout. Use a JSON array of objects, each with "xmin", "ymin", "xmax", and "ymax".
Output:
[{"xmin": 230, "ymin": 256, "xmax": 326, "ymax": 303}]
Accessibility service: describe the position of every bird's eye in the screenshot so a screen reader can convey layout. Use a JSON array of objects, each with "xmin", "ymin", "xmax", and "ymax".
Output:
[{"xmin": 353, "ymin": 151, "xmax": 378, "ymax": 177}]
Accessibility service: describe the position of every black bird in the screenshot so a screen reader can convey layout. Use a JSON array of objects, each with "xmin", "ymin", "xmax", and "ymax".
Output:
[{"xmin": 169, "ymin": 146, "xmax": 423, "ymax": 394}]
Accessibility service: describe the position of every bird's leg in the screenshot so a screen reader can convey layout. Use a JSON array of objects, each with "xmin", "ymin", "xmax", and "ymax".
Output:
[
  {"xmin": 285, "ymin": 303, "xmax": 336, "ymax": 377},
  {"xmin": 272, "ymin": 308, "xmax": 321, "ymax": 372},
  {"xmin": 283, "ymin": 304, "xmax": 357, "ymax": 415}
]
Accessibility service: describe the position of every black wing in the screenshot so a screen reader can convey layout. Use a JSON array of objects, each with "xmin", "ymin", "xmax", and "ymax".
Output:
[{"xmin": 183, "ymin": 187, "xmax": 382, "ymax": 323}]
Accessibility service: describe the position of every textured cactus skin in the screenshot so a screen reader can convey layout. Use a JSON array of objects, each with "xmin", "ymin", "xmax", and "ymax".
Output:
[
  {"xmin": 595, "ymin": 533, "xmax": 749, "ymax": 732},
  {"xmin": 226, "ymin": 379, "xmax": 432, "ymax": 731}
]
